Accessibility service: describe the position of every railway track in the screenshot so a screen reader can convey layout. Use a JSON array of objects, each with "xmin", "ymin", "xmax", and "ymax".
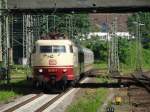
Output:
[
  {"xmin": 35, "ymin": 87, "xmax": 72, "ymax": 112},
  {"xmin": 128, "ymin": 72, "xmax": 150, "ymax": 112},
  {"xmin": 0, "ymin": 77, "xmax": 90, "ymax": 112},
  {"xmin": 110, "ymin": 71, "xmax": 150, "ymax": 112},
  {"xmin": 131, "ymin": 73, "xmax": 150, "ymax": 92}
]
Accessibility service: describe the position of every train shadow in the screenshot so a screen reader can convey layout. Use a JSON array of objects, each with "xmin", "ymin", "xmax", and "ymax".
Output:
[
  {"xmin": 0, "ymin": 80, "xmax": 43, "ymax": 95},
  {"xmin": 77, "ymin": 75, "xmax": 132, "ymax": 89},
  {"xmin": 0, "ymin": 78, "xmax": 132, "ymax": 95},
  {"xmin": 76, "ymin": 82, "xmax": 121, "ymax": 88},
  {"xmin": 0, "ymin": 79, "xmax": 67, "ymax": 95}
]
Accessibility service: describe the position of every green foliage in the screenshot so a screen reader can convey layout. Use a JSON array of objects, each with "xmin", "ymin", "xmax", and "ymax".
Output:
[
  {"xmin": 94, "ymin": 63, "xmax": 107, "ymax": 69},
  {"xmin": 47, "ymin": 14, "xmax": 91, "ymax": 38},
  {"xmin": 66, "ymin": 78, "xmax": 108, "ymax": 112},
  {"xmin": 81, "ymin": 36, "xmax": 108, "ymax": 62},
  {"xmin": 142, "ymin": 48, "xmax": 150, "ymax": 69},
  {"xmin": 82, "ymin": 36, "xmax": 150, "ymax": 70},
  {"xmin": 81, "ymin": 36, "xmax": 130, "ymax": 65},
  {"xmin": 120, "ymin": 40, "xmax": 150, "ymax": 71},
  {"xmin": 73, "ymin": 14, "xmax": 91, "ymax": 33},
  {"xmin": 0, "ymin": 91, "xmax": 18, "ymax": 103},
  {"xmin": 127, "ymin": 13, "xmax": 150, "ymax": 49},
  {"xmin": 118, "ymin": 37, "xmax": 130, "ymax": 64}
]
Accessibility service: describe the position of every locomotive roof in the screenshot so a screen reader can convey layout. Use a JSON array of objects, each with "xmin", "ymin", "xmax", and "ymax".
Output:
[
  {"xmin": 36, "ymin": 39, "xmax": 93, "ymax": 54},
  {"xmin": 36, "ymin": 39, "xmax": 74, "ymax": 45}
]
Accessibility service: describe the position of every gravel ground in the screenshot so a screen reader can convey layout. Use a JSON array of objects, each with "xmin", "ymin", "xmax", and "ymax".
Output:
[
  {"xmin": 97, "ymin": 88, "xmax": 114, "ymax": 112},
  {"xmin": 114, "ymin": 88, "xmax": 131, "ymax": 112}
]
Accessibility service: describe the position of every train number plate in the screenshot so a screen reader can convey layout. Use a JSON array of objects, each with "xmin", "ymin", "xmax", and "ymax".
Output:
[{"xmin": 49, "ymin": 59, "xmax": 57, "ymax": 65}]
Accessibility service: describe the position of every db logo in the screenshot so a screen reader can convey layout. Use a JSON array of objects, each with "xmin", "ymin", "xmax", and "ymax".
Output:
[{"xmin": 49, "ymin": 59, "xmax": 57, "ymax": 65}]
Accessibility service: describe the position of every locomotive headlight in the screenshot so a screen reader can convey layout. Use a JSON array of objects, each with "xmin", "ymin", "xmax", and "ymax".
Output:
[
  {"xmin": 39, "ymin": 69, "xmax": 43, "ymax": 73},
  {"xmin": 63, "ymin": 69, "xmax": 67, "ymax": 73}
]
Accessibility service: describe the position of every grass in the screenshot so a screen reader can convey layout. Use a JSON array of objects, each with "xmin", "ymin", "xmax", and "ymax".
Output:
[
  {"xmin": 66, "ymin": 77, "xmax": 109, "ymax": 112},
  {"xmin": 0, "ymin": 65, "xmax": 30, "ymax": 104},
  {"xmin": 0, "ymin": 90, "xmax": 20, "ymax": 103},
  {"xmin": 66, "ymin": 88, "xmax": 108, "ymax": 112},
  {"xmin": 94, "ymin": 62, "xmax": 107, "ymax": 69},
  {"xmin": 0, "ymin": 80, "xmax": 32, "ymax": 104},
  {"xmin": 10, "ymin": 65, "xmax": 31, "ymax": 78}
]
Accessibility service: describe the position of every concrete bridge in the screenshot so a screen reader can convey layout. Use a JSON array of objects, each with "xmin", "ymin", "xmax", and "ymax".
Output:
[{"xmin": 6, "ymin": 0, "xmax": 150, "ymax": 13}]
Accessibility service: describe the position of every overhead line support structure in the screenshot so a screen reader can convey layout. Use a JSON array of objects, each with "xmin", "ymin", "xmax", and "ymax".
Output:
[
  {"xmin": 108, "ymin": 16, "xmax": 120, "ymax": 76},
  {"xmin": 22, "ymin": 14, "xmax": 51, "ymax": 66},
  {"xmin": 134, "ymin": 14, "xmax": 144, "ymax": 72},
  {"xmin": 23, "ymin": 14, "xmax": 34, "ymax": 66},
  {"xmin": 0, "ymin": 0, "xmax": 10, "ymax": 66},
  {"xmin": 0, "ymin": 0, "xmax": 11, "ymax": 83}
]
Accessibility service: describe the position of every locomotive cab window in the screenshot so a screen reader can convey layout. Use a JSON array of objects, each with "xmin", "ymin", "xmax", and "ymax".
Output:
[
  {"xmin": 53, "ymin": 46, "xmax": 66, "ymax": 53},
  {"xmin": 40, "ymin": 45, "xmax": 66, "ymax": 53},
  {"xmin": 40, "ymin": 46, "xmax": 52, "ymax": 53}
]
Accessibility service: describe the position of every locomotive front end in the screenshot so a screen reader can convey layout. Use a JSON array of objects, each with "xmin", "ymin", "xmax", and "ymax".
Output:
[{"xmin": 32, "ymin": 40, "xmax": 75, "ymax": 87}]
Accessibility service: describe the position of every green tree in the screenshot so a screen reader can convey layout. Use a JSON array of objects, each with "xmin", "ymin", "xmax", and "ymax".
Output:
[
  {"xmin": 118, "ymin": 37, "xmax": 130, "ymax": 64},
  {"xmin": 47, "ymin": 14, "xmax": 91, "ymax": 39},
  {"xmin": 81, "ymin": 36, "xmax": 108, "ymax": 62},
  {"xmin": 127, "ymin": 13, "xmax": 150, "ymax": 49}
]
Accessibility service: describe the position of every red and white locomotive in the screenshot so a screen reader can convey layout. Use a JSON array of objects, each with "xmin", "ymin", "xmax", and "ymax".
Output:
[{"xmin": 31, "ymin": 33, "xmax": 94, "ymax": 89}]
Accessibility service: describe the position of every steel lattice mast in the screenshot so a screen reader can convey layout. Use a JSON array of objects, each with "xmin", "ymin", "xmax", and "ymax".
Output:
[
  {"xmin": 23, "ymin": 14, "xmax": 34, "ymax": 65},
  {"xmin": 0, "ymin": 0, "xmax": 10, "ymax": 67},
  {"xmin": 108, "ymin": 16, "xmax": 120, "ymax": 75},
  {"xmin": 0, "ymin": 0, "xmax": 11, "ymax": 83},
  {"xmin": 134, "ymin": 14, "xmax": 144, "ymax": 72},
  {"xmin": 0, "ymin": 0, "xmax": 2, "ymax": 62}
]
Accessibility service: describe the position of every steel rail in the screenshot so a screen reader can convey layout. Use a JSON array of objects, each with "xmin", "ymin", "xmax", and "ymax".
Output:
[
  {"xmin": 131, "ymin": 74, "xmax": 150, "ymax": 93},
  {"xmin": 3, "ymin": 93, "xmax": 44, "ymax": 112},
  {"xmin": 35, "ymin": 88, "xmax": 72, "ymax": 112},
  {"xmin": 35, "ymin": 77, "xmax": 88, "ymax": 112}
]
